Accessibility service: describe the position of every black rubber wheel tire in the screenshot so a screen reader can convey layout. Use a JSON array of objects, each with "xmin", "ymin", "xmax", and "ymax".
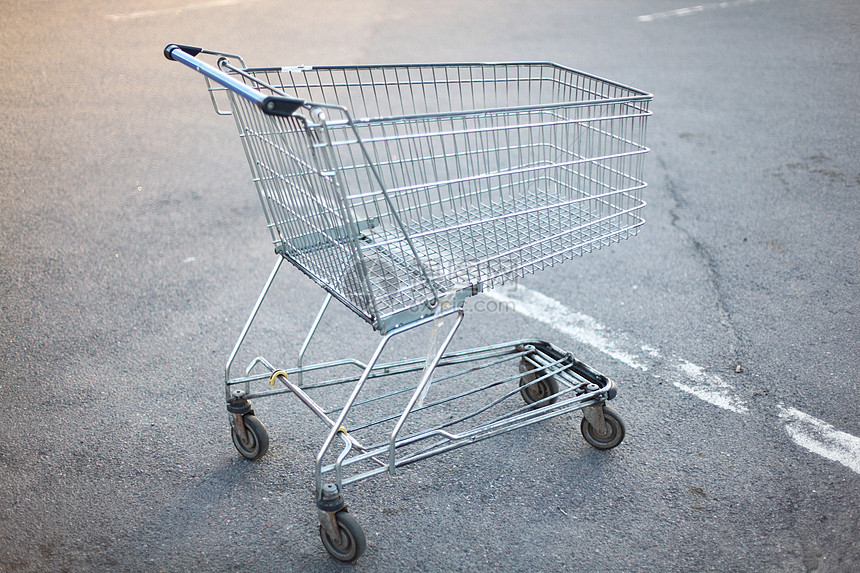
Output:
[
  {"xmin": 231, "ymin": 414, "xmax": 269, "ymax": 460},
  {"xmin": 519, "ymin": 358, "xmax": 559, "ymax": 408},
  {"xmin": 320, "ymin": 510, "xmax": 367, "ymax": 562},
  {"xmin": 580, "ymin": 406, "xmax": 625, "ymax": 450}
]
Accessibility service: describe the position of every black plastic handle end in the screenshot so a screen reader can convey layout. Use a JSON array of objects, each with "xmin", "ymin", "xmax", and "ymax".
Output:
[
  {"xmin": 164, "ymin": 44, "xmax": 202, "ymax": 61},
  {"xmin": 260, "ymin": 96, "xmax": 305, "ymax": 117}
]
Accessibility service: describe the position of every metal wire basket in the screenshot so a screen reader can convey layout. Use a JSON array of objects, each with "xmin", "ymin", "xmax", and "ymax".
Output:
[{"xmin": 208, "ymin": 58, "xmax": 650, "ymax": 333}]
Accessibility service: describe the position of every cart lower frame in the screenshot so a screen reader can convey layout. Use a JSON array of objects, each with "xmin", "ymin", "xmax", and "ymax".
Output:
[{"xmin": 225, "ymin": 256, "xmax": 624, "ymax": 561}]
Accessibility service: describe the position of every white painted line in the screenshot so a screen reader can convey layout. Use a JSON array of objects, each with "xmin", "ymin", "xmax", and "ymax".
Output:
[
  {"xmin": 486, "ymin": 283, "xmax": 860, "ymax": 475},
  {"xmin": 485, "ymin": 283, "xmax": 648, "ymax": 371},
  {"xmin": 638, "ymin": 0, "xmax": 769, "ymax": 23},
  {"xmin": 640, "ymin": 4, "xmax": 706, "ymax": 22},
  {"xmin": 778, "ymin": 406, "xmax": 860, "ymax": 475},
  {"xmin": 673, "ymin": 359, "xmax": 749, "ymax": 414},
  {"xmin": 487, "ymin": 283, "xmax": 747, "ymax": 412},
  {"xmin": 106, "ymin": 0, "xmax": 257, "ymax": 21}
]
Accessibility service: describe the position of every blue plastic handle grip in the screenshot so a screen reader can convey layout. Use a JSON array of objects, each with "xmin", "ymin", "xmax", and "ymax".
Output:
[{"xmin": 165, "ymin": 44, "xmax": 304, "ymax": 117}]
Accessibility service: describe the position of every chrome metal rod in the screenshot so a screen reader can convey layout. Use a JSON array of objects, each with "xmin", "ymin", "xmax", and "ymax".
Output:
[
  {"xmin": 313, "ymin": 307, "xmax": 465, "ymax": 498},
  {"xmin": 389, "ymin": 308, "xmax": 465, "ymax": 474},
  {"xmin": 225, "ymin": 257, "xmax": 283, "ymax": 399},
  {"xmin": 297, "ymin": 293, "xmax": 333, "ymax": 386},
  {"xmin": 271, "ymin": 371, "xmax": 369, "ymax": 453}
]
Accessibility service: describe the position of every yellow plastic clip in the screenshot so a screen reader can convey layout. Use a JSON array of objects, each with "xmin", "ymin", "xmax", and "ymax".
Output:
[{"xmin": 269, "ymin": 370, "xmax": 288, "ymax": 386}]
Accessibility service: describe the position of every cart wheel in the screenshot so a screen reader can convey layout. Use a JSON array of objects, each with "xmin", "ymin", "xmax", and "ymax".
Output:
[
  {"xmin": 320, "ymin": 510, "xmax": 366, "ymax": 562},
  {"xmin": 580, "ymin": 406, "xmax": 625, "ymax": 450},
  {"xmin": 231, "ymin": 414, "xmax": 269, "ymax": 460},
  {"xmin": 519, "ymin": 358, "xmax": 559, "ymax": 408}
]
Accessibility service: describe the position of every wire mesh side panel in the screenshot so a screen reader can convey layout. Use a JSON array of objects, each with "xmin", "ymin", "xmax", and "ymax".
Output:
[
  {"xmin": 227, "ymin": 93, "xmax": 377, "ymax": 322},
  {"xmin": 348, "ymin": 102, "xmax": 649, "ymax": 282},
  {"xmin": 230, "ymin": 63, "xmax": 650, "ymax": 330}
]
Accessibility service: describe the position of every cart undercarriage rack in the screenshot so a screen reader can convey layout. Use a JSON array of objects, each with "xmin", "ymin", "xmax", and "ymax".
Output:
[{"xmin": 165, "ymin": 43, "xmax": 651, "ymax": 562}]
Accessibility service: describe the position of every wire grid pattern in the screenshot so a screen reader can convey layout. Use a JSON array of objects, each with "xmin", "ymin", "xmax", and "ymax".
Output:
[{"xmin": 224, "ymin": 63, "xmax": 651, "ymax": 329}]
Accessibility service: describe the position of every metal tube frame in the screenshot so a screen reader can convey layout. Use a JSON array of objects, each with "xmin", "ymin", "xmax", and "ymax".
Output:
[
  {"xmin": 312, "ymin": 306, "xmax": 465, "ymax": 500},
  {"xmin": 221, "ymin": 259, "xmax": 616, "ymax": 500},
  {"xmin": 193, "ymin": 43, "xmax": 636, "ymax": 505}
]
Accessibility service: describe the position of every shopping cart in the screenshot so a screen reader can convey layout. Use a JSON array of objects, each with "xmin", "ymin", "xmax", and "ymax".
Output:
[{"xmin": 165, "ymin": 44, "xmax": 651, "ymax": 561}]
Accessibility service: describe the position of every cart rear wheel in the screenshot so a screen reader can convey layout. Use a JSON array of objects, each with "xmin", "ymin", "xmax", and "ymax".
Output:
[
  {"xmin": 580, "ymin": 406, "xmax": 625, "ymax": 450},
  {"xmin": 231, "ymin": 414, "xmax": 269, "ymax": 460},
  {"xmin": 320, "ymin": 510, "xmax": 366, "ymax": 562},
  {"xmin": 519, "ymin": 358, "xmax": 559, "ymax": 408}
]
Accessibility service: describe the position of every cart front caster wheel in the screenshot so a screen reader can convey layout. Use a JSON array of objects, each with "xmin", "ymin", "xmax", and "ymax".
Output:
[
  {"xmin": 519, "ymin": 358, "xmax": 559, "ymax": 408},
  {"xmin": 320, "ymin": 510, "xmax": 366, "ymax": 562},
  {"xmin": 231, "ymin": 414, "xmax": 269, "ymax": 460},
  {"xmin": 580, "ymin": 406, "xmax": 625, "ymax": 450}
]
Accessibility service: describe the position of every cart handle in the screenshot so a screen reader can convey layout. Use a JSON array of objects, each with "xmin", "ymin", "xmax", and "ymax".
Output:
[{"xmin": 164, "ymin": 44, "xmax": 305, "ymax": 117}]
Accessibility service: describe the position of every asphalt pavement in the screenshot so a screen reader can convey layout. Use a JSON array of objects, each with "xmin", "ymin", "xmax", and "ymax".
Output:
[{"xmin": 1, "ymin": 1, "xmax": 858, "ymax": 571}]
